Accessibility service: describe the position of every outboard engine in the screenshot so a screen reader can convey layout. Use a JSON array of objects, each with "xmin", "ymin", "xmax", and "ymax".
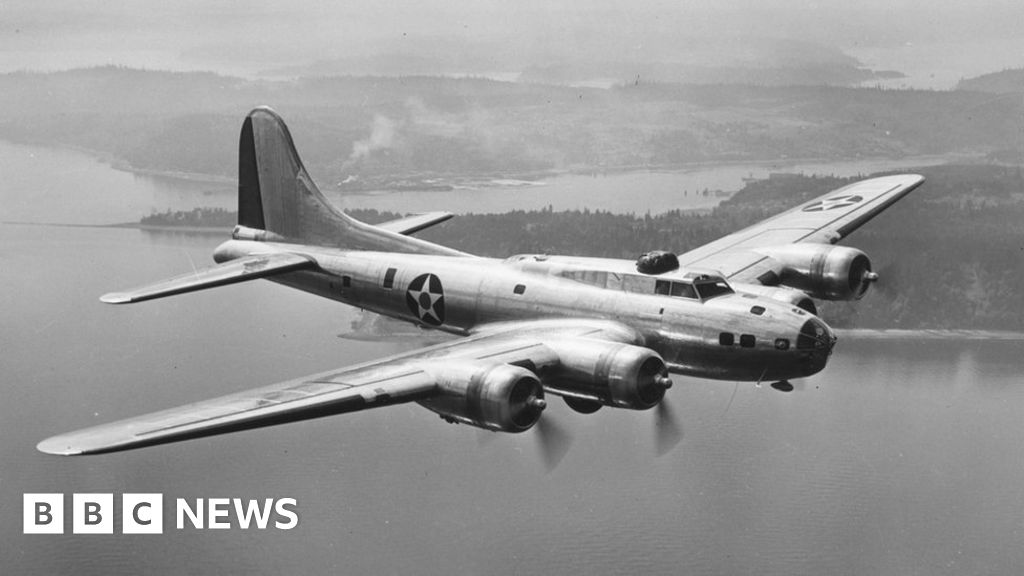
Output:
[{"xmin": 759, "ymin": 244, "xmax": 878, "ymax": 300}]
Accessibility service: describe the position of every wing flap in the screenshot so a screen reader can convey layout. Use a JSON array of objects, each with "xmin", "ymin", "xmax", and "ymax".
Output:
[{"xmin": 100, "ymin": 252, "xmax": 316, "ymax": 304}]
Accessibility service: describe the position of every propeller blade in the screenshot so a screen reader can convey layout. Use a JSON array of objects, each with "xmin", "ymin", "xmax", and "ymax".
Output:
[
  {"xmin": 654, "ymin": 400, "xmax": 683, "ymax": 456},
  {"xmin": 535, "ymin": 416, "xmax": 572, "ymax": 471}
]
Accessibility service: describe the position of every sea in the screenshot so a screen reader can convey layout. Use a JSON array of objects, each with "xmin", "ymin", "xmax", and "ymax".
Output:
[{"xmin": 2, "ymin": 142, "xmax": 1023, "ymax": 575}]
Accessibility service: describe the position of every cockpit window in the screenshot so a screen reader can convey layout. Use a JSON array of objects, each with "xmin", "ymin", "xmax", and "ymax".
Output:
[
  {"xmin": 654, "ymin": 279, "xmax": 698, "ymax": 299},
  {"xmin": 694, "ymin": 280, "xmax": 734, "ymax": 300},
  {"xmin": 670, "ymin": 282, "xmax": 698, "ymax": 299}
]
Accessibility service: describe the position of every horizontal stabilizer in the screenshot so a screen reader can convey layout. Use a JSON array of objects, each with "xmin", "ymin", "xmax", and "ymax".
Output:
[
  {"xmin": 375, "ymin": 211, "xmax": 454, "ymax": 235},
  {"xmin": 100, "ymin": 253, "xmax": 315, "ymax": 304}
]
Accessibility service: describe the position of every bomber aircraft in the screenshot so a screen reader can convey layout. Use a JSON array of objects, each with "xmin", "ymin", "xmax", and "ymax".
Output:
[{"xmin": 38, "ymin": 107, "xmax": 923, "ymax": 459}]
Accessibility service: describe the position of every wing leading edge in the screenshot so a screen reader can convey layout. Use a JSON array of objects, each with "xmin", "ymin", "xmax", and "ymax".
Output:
[
  {"xmin": 676, "ymin": 174, "xmax": 924, "ymax": 282},
  {"xmin": 100, "ymin": 252, "xmax": 315, "ymax": 304},
  {"xmin": 375, "ymin": 211, "xmax": 454, "ymax": 235}
]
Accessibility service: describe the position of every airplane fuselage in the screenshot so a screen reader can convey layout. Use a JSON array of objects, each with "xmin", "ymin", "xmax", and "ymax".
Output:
[{"xmin": 214, "ymin": 239, "xmax": 835, "ymax": 383}]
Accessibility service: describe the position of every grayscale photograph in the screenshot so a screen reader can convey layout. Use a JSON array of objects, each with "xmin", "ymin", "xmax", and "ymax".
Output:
[{"xmin": 3, "ymin": 1, "xmax": 1024, "ymax": 574}]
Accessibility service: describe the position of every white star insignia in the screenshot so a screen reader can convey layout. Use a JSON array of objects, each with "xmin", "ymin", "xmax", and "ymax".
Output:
[
  {"xmin": 803, "ymin": 195, "xmax": 862, "ymax": 212},
  {"xmin": 406, "ymin": 273, "xmax": 445, "ymax": 325},
  {"xmin": 408, "ymin": 286, "xmax": 443, "ymax": 322}
]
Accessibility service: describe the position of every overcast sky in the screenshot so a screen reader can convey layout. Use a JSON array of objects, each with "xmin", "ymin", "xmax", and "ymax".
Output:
[{"xmin": 3, "ymin": 1, "xmax": 1024, "ymax": 85}]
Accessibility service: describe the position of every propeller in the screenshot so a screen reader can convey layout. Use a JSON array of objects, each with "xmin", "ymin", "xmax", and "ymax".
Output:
[
  {"xmin": 654, "ymin": 399, "xmax": 683, "ymax": 456},
  {"xmin": 534, "ymin": 416, "xmax": 572, "ymax": 472}
]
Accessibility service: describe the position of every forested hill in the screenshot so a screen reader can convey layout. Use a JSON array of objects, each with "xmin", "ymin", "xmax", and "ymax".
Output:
[
  {"xmin": 956, "ymin": 68, "xmax": 1024, "ymax": 93},
  {"xmin": 141, "ymin": 164, "xmax": 1024, "ymax": 331},
  {"xmin": 3, "ymin": 67, "xmax": 1024, "ymax": 186},
  {"xmin": 707, "ymin": 167, "xmax": 1024, "ymax": 330}
]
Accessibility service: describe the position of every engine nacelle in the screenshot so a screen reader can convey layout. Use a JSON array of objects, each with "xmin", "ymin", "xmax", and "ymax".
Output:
[
  {"xmin": 732, "ymin": 283, "xmax": 818, "ymax": 315},
  {"xmin": 545, "ymin": 339, "xmax": 672, "ymax": 410},
  {"xmin": 418, "ymin": 362, "xmax": 546, "ymax": 433},
  {"xmin": 761, "ymin": 244, "xmax": 877, "ymax": 301}
]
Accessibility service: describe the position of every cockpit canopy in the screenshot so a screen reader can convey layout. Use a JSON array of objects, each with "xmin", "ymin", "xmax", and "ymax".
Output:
[
  {"xmin": 506, "ymin": 254, "xmax": 735, "ymax": 303},
  {"xmin": 558, "ymin": 267, "xmax": 734, "ymax": 302},
  {"xmin": 654, "ymin": 272, "xmax": 734, "ymax": 301}
]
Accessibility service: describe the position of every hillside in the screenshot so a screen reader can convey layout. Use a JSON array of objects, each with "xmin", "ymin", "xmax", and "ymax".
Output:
[
  {"xmin": 1, "ymin": 68, "xmax": 1022, "ymax": 188},
  {"xmin": 956, "ymin": 68, "xmax": 1024, "ymax": 93}
]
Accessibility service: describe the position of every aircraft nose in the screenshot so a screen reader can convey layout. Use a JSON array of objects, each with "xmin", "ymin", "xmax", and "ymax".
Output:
[
  {"xmin": 795, "ymin": 317, "xmax": 836, "ymax": 375},
  {"xmin": 796, "ymin": 318, "xmax": 835, "ymax": 352}
]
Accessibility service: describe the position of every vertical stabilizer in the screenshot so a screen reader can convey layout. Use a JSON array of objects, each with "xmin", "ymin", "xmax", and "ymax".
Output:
[
  {"xmin": 236, "ymin": 107, "xmax": 465, "ymax": 256},
  {"xmin": 238, "ymin": 106, "xmax": 353, "ymax": 244}
]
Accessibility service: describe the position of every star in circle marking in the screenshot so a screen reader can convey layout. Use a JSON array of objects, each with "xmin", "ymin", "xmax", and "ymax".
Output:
[
  {"xmin": 802, "ymin": 195, "xmax": 863, "ymax": 212},
  {"xmin": 405, "ymin": 273, "xmax": 445, "ymax": 326}
]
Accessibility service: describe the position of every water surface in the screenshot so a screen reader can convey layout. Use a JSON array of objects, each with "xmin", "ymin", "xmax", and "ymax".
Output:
[
  {"xmin": 0, "ymin": 140, "xmax": 946, "ymax": 223},
  {"xmin": 2, "ymin": 142, "xmax": 1022, "ymax": 575}
]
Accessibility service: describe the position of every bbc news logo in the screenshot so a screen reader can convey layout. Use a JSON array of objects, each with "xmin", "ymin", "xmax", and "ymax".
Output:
[{"xmin": 24, "ymin": 493, "xmax": 298, "ymax": 534}]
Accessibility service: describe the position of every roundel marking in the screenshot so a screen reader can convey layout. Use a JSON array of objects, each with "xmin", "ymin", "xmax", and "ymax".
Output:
[
  {"xmin": 406, "ymin": 273, "xmax": 445, "ymax": 326},
  {"xmin": 802, "ymin": 195, "xmax": 864, "ymax": 212}
]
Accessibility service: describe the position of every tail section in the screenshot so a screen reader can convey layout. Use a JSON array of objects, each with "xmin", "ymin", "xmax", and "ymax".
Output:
[{"xmin": 237, "ymin": 107, "xmax": 466, "ymax": 256}]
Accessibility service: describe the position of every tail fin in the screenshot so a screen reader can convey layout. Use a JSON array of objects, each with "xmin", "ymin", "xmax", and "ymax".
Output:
[{"xmin": 237, "ymin": 107, "xmax": 465, "ymax": 256}]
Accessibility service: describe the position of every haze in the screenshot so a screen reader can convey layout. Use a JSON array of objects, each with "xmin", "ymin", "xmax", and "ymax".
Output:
[{"xmin": 4, "ymin": 0, "xmax": 1024, "ymax": 88}]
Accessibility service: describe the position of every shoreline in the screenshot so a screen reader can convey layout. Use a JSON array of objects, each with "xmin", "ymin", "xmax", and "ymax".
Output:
[
  {"xmin": 128, "ymin": 153, "xmax": 968, "ymax": 190},
  {"xmin": 836, "ymin": 329, "xmax": 1024, "ymax": 341},
  {"xmin": 1, "ymin": 221, "xmax": 229, "ymax": 234},
  {"xmin": 6, "ymin": 135, "xmax": 971, "ymax": 191}
]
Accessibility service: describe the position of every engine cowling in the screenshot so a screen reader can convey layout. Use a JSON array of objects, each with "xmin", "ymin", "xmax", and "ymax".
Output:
[
  {"xmin": 761, "ymin": 244, "xmax": 877, "ymax": 301},
  {"xmin": 545, "ymin": 339, "xmax": 672, "ymax": 410},
  {"xmin": 418, "ymin": 362, "xmax": 546, "ymax": 433},
  {"xmin": 732, "ymin": 283, "xmax": 818, "ymax": 315}
]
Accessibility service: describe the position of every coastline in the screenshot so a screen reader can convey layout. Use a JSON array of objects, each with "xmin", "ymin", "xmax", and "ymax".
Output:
[
  {"xmin": 91, "ymin": 145, "xmax": 976, "ymax": 192},
  {"xmin": 1, "ymin": 221, "xmax": 229, "ymax": 235},
  {"xmin": 0, "ymin": 136, "xmax": 981, "ymax": 195},
  {"xmin": 837, "ymin": 329, "xmax": 1024, "ymax": 341}
]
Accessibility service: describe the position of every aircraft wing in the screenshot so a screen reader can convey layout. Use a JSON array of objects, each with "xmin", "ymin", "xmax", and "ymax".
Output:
[
  {"xmin": 375, "ymin": 211, "xmax": 454, "ymax": 235},
  {"xmin": 676, "ymin": 174, "xmax": 924, "ymax": 283},
  {"xmin": 37, "ymin": 320, "xmax": 636, "ymax": 455},
  {"xmin": 100, "ymin": 253, "xmax": 316, "ymax": 304}
]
